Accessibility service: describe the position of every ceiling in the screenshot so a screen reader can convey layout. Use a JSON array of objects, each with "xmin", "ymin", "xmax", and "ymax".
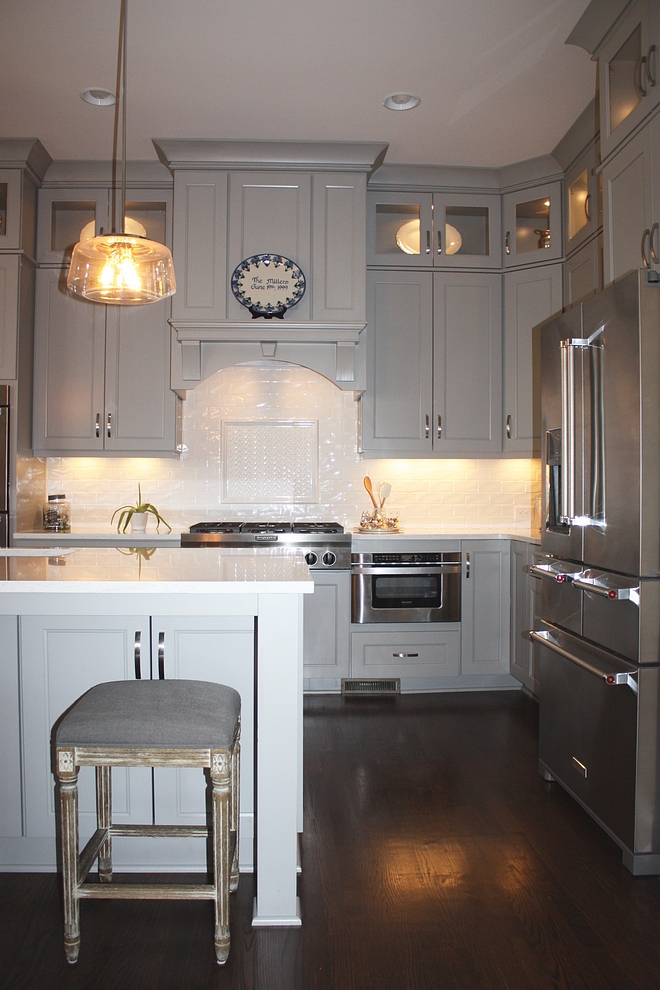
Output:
[{"xmin": 0, "ymin": 0, "xmax": 597, "ymax": 170}]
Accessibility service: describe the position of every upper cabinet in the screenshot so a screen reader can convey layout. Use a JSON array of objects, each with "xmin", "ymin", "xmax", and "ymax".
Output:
[
  {"xmin": 367, "ymin": 190, "xmax": 502, "ymax": 269},
  {"xmin": 502, "ymin": 182, "xmax": 563, "ymax": 267},
  {"xmin": 564, "ymin": 143, "xmax": 601, "ymax": 256},
  {"xmin": 598, "ymin": 0, "xmax": 660, "ymax": 161}
]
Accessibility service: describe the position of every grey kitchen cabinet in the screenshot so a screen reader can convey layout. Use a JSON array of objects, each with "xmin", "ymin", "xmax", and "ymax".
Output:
[
  {"xmin": 596, "ymin": 0, "xmax": 660, "ymax": 163},
  {"xmin": 503, "ymin": 262, "xmax": 563, "ymax": 456},
  {"xmin": 0, "ymin": 616, "xmax": 21, "ymax": 839},
  {"xmin": 350, "ymin": 626, "xmax": 461, "ymax": 688},
  {"xmin": 0, "ymin": 166, "xmax": 38, "ymax": 258},
  {"xmin": 0, "ymin": 255, "xmax": 19, "ymax": 380},
  {"xmin": 565, "ymin": 234, "xmax": 603, "ymax": 306},
  {"xmin": 170, "ymin": 170, "xmax": 228, "ymax": 323},
  {"xmin": 303, "ymin": 571, "xmax": 351, "ymax": 692},
  {"xmin": 33, "ymin": 268, "xmax": 176, "ymax": 455},
  {"xmin": 367, "ymin": 189, "xmax": 502, "ymax": 269},
  {"xmin": 171, "ymin": 168, "xmax": 367, "ymax": 326},
  {"xmin": 10, "ymin": 613, "xmax": 254, "ymax": 871},
  {"xmin": 509, "ymin": 540, "xmax": 540, "ymax": 697},
  {"xmin": 361, "ymin": 269, "xmax": 502, "ymax": 457},
  {"xmin": 37, "ymin": 186, "xmax": 171, "ymax": 268},
  {"xmin": 460, "ymin": 540, "xmax": 511, "ymax": 678},
  {"xmin": 564, "ymin": 142, "xmax": 601, "ymax": 257},
  {"xmin": 601, "ymin": 118, "xmax": 655, "ymax": 283},
  {"xmin": 502, "ymin": 181, "xmax": 563, "ymax": 267}
]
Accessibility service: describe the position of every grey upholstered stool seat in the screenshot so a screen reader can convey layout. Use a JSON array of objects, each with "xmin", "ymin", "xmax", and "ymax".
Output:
[{"xmin": 54, "ymin": 679, "xmax": 241, "ymax": 966}]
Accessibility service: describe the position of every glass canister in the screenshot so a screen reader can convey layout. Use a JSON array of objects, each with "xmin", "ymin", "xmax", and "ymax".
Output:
[{"xmin": 43, "ymin": 494, "xmax": 71, "ymax": 532}]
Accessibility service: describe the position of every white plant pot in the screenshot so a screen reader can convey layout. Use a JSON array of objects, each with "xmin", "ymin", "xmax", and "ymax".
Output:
[{"xmin": 130, "ymin": 514, "xmax": 148, "ymax": 533}]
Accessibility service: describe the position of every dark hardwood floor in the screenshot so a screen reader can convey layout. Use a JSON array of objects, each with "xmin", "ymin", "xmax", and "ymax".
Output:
[{"xmin": 3, "ymin": 690, "xmax": 660, "ymax": 989}]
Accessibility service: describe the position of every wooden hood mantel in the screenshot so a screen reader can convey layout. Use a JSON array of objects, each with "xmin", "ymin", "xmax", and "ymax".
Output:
[{"xmin": 154, "ymin": 139, "xmax": 388, "ymax": 394}]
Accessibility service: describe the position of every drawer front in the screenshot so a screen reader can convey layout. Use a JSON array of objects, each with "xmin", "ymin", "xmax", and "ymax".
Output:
[{"xmin": 351, "ymin": 629, "xmax": 460, "ymax": 679}]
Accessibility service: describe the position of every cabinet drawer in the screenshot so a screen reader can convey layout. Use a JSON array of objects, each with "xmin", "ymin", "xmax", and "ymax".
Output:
[{"xmin": 351, "ymin": 628, "xmax": 460, "ymax": 679}]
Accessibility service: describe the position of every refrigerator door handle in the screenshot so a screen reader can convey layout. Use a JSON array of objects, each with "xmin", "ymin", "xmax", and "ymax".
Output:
[
  {"xmin": 560, "ymin": 341, "xmax": 576, "ymax": 523},
  {"xmin": 530, "ymin": 630, "xmax": 639, "ymax": 694},
  {"xmin": 572, "ymin": 577, "xmax": 640, "ymax": 604}
]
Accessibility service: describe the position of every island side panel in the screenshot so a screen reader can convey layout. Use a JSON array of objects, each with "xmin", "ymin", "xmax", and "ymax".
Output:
[{"xmin": 253, "ymin": 592, "xmax": 304, "ymax": 926}]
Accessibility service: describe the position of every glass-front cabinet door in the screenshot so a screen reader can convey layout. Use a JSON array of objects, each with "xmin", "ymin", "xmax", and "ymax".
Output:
[
  {"xmin": 502, "ymin": 182, "xmax": 563, "ymax": 267},
  {"xmin": 0, "ymin": 169, "xmax": 23, "ymax": 251},
  {"xmin": 598, "ymin": 0, "xmax": 660, "ymax": 161},
  {"xmin": 367, "ymin": 191, "xmax": 500, "ymax": 268},
  {"xmin": 564, "ymin": 145, "xmax": 600, "ymax": 256},
  {"xmin": 367, "ymin": 191, "xmax": 433, "ymax": 267},
  {"xmin": 433, "ymin": 194, "xmax": 501, "ymax": 268},
  {"xmin": 37, "ymin": 188, "xmax": 110, "ymax": 265}
]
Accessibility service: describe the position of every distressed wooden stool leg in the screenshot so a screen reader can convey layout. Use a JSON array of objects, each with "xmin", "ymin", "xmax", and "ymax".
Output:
[
  {"xmin": 58, "ymin": 752, "xmax": 81, "ymax": 964},
  {"xmin": 230, "ymin": 740, "xmax": 240, "ymax": 892},
  {"xmin": 96, "ymin": 765, "xmax": 113, "ymax": 882},
  {"xmin": 211, "ymin": 751, "xmax": 231, "ymax": 965}
]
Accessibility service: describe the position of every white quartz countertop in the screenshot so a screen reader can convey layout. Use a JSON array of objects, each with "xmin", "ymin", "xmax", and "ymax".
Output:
[{"xmin": 0, "ymin": 547, "xmax": 314, "ymax": 594}]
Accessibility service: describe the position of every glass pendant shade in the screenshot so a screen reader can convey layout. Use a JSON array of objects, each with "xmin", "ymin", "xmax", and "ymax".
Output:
[{"xmin": 67, "ymin": 233, "xmax": 176, "ymax": 304}]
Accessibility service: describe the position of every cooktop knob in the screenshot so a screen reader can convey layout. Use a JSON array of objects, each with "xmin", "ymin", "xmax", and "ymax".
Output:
[
  {"xmin": 322, "ymin": 551, "xmax": 337, "ymax": 567},
  {"xmin": 305, "ymin": 551, "xmax": 318, "ymax": 566}
]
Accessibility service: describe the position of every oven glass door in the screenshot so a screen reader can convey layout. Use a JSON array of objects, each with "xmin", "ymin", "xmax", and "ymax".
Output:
[{"xmin": 370, "ymin": 571, "xmax": 442, "ymax": 610}]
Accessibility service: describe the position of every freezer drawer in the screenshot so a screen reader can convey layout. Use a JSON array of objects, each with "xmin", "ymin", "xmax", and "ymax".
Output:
[{"xmin": 534, "ymin": 625, "xmax": 638, "ymax": 852}]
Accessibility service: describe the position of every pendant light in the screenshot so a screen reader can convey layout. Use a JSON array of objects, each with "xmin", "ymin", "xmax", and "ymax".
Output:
[{"xmin": 67, "ymin": 0, "xmax": 176, "ymax": 305}]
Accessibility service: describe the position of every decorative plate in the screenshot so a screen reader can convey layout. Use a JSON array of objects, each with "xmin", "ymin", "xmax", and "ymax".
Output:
[{"xmin": 231, "ymin": 254, "xmax": 306, "ymax": 319}]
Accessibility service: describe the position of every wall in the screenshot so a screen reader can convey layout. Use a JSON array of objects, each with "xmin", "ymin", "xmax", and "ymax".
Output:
[{"xmin": 44, "ymin": 363, "xmax": 541, "ymax": 535}]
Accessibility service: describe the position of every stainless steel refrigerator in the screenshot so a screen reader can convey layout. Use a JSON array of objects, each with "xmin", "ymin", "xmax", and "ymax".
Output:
[
  {"xmin": 532, "ymin": 268, "xmax": 660, "ymax": 875},
  {"xmin": 0, "ymin": 386, "xmax": 8, "ymax": 547}
]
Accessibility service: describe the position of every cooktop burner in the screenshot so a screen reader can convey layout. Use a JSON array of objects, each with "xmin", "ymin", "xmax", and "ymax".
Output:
[{"xmin": 183, "ymin": 521, "xmax": 350, "ymax": 569}]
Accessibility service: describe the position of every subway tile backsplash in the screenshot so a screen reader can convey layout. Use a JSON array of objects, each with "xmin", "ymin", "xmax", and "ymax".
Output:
[{"xmin": 45, "ymin": 365, "xmax": 541, "ymax": 533}]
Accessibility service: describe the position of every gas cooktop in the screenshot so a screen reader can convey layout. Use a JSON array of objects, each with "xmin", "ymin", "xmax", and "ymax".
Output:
[{"xmin": 182, "ymin": 522, "xmax": 350, "ymax": 569}]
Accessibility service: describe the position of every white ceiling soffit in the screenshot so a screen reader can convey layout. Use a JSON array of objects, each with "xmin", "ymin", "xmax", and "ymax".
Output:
[{"xmin": 0, "ymin": 0, "xmax": 595, "ymax": 169}]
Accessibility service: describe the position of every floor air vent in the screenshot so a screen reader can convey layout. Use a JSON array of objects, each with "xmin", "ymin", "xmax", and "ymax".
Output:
[{"xmin": 341, "ymin": 678, "xmax": 401, "ymax": 696}]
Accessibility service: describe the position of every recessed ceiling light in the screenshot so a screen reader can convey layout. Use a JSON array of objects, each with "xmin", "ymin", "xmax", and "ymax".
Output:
[
  {"xmin": 383, "ymin": 93, "xmax": 421, "ymax": 111},
  {"xmin": 81, "ymin": 89, "xmax": 116, "ymax": 107}
]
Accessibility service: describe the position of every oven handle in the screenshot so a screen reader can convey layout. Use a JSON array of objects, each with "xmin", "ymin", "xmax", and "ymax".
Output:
[{"xmin": 351, "ymin": 564, "xmax": 462, "ymax": 576}]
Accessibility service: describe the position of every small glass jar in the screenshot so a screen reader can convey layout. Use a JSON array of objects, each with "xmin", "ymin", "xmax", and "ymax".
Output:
[{"xmin": 43, "ymin": 494, "xmax": 71, "ymax": 532}]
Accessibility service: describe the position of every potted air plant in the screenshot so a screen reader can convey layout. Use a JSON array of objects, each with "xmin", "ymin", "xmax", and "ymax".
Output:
[{"xmin": 111, "ymin": 484, "xmax": 172, "ymax": 534}]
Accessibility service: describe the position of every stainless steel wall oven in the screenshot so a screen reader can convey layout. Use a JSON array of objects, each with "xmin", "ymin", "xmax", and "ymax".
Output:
[{"xmin": 351, "ymin": 551, "xmax": 462, "ymax": 623}]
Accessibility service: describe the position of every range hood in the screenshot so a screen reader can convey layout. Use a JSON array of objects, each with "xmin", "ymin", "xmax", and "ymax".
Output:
[{"xmin": 153, "ymin": 140, "xmax": 388, "ymax": 395}]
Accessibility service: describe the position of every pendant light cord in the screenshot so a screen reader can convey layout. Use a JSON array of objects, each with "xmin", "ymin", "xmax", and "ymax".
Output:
[
  {"xmin": 110, "ymin": 0, "xmax": 127, "ymax": 235},
  {"xmin": 121, "ymin": 0, "xmax": 127, "ymax": 235}
]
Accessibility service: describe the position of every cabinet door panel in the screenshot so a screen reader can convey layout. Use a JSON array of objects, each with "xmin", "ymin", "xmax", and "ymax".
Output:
[
  {"xmin": 228, "ymin": 172, "xmax": 311, "ymax": 321},
  {"xmin": 367, "ymin": 191, "xmax": 434, "ymax": 267},
  {"xmin": 434, "ymin": 272, "xmax": 502, "ymax": 453},
  {"xmin": 361, "ymin": 270, "xmax": 433, "ymax": 454},
  {"xmin": 104, "ymin": 300, "xmax": 175, "ymax": 453},
  {"xmin": 171, "ymin": 170, "xmax": 227, "ymax": 322},
  {"xmin": 0, "ymin": 616, "xmax": 21, "ymax": 837},
  {"xmin": 33, "ymin": 269, "xmax": 106, "ymax": 453},
  {"xmin": 303, "ymin": 571, "xmax": 350, "ymax": 687},
  {"xmin": 602, "ymin": 125, "xmax": 653, "ymax": 283},
  {"xmin": 510, "ymin": 541, "xmax": 534, "ymax": 692},
  {"xmin": 503, "ymin": 263, "xmax": 562, "ymax": 456},
  {"xmin": 151, "ymin": 616, "xmax": 255, "ymax": 871},
  {"xmin": 565, "ymin": 237, "xmax": 602, "ymax": 307},
  {"xmin": 36, "ymin": 188, "xmax": 109, "ymax": 266},
  {"xmin": 20, "ymin": 616, "xmax": 152, "ymax": 840},
  {"xmin": 0, "ymin": 255, "xmax": 19, "ymax": 380},
  {"xmin": 503, "ymin": 182, "xmax": 563, "ymax": 266},
  {"xmin": 461, "ymin": 541, "xmax": 510, "ymax": 677},
  {"xmin": 312, "ymin": 173, "xmax": 366, "ymax": 322},
  {"xmin": 434, "ymin": 193, "xmax": 502, "ymax": 269},
  {"xmin": 0, "ymin": 169, "xmax": 24, "ymax": 252}
]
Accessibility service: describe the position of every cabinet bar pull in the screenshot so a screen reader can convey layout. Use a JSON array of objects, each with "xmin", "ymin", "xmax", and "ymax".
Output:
[
  {"xmin": 648, "ymin": 45, "xmax": 657, "ymax": 87},
  {"xmin": 106, "ymin": 412, "xmax": 112, "ymax": 438},
  {"xmin": 465, "ymin": 552, "xmax": 470, "ymax": 579},
  {"xmin": 437, "ymin": 228, "xmax": 442, "ymax": 254},
  {"xmin": 584, "ymin": 192, "xmax": 591, "ymax": 222},
  {"xmin": 95, "ymin": 413, "xmax": 101, "ymax": 438},
  {"xmin": 650, "ymin": 222, "xmax": 659, "ymax": 265},
  {"xmin": 506, "ymin": 414, "xmax": 512, "ymax": 439},
  {"xmin": 425, "ymin": 414, "xmax": 430, "ymax": 439},
  {"xmin": 505, "ymin": 231, "xmax": 510, "ymax": 255},
  {"xmin": 425, "ymin": 229, "xmax": 431, "ymax": 254},
  {"xmin": 637, "ymin": 55, "xmax": 648, "ymax": 98},
  {"xmin": 437, "ymin": 414, "xmax": 442, "ymax": 439},
  {"xmin": 393, "ymin": 653, "xmax": 419, "ymax": 658},
  {"xmin": 642, "ymin": 229, "xmax": 652, "ymax": 268},
  {"xmin": 134, "ymin": 631, "xmax": 142, "ymax": 679},
  {"xmin": 158, "ymin": 631, "xmax": 165, "ymax": 679}
]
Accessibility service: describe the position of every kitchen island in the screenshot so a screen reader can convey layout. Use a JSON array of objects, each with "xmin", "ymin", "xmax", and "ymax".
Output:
[{"xmin": 0, "ymin": 547, "xmax": 314, "ymax": 927}]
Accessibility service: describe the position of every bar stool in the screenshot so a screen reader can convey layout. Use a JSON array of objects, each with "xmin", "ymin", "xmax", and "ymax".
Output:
[{"xmin": 54, "ymin": 679, "xmax": 241, "ymax": 966}]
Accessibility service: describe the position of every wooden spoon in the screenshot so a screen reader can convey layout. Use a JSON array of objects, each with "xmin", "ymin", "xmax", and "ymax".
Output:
[
  {"xmin": 379, "ymin": 483, "xmax": 391, "ymax": 508},
  {"xmin": 364, "ymin": 476, "xmax": 378, "ymax": 509}
]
